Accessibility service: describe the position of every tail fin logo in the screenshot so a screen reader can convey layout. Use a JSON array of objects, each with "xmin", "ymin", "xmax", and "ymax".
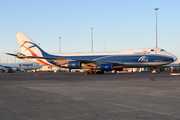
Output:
[
  {"xmin": 20, "ymin": 44, "xmax": 37, "ymax": 56},
  {"xmin": 20, "ymin": 41, "xmax": 47, "ymax": 56}
]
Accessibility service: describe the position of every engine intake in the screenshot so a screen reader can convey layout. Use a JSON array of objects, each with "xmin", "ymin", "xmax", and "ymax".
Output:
[
  {"xmin": 68, "ymin": 61, "xmax": 81, "ymax": 69},
  {"xmin": 100, "ymin": 63, "xmax": 113, "ymax": 71}
]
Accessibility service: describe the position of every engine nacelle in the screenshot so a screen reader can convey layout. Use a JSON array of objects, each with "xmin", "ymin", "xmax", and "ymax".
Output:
[
  {"xmin": 19, "ymin": 68, "xmax": 24, "ymax": 72},
  {"xmin": 17, "ymin": 68, "xmax": 24, "ymax": 72},
  {"xmin": 68, "ymin": 61, "xmax": 81, "ymax": 69},
  {"xmin": 100, "ymin": 63, "xmax": 113, "ymax": 71},
  {"xmin": 11, "ymin": 68, "xmax": 17, "ymax": 71},
  {"xmin": 7, "ymin": 67, "xmax": 17, "ymax": 73}
]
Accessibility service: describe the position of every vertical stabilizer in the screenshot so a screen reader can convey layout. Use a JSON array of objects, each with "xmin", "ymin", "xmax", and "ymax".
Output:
[{"xmin": 15, "ymin": 33, "xmax": 48, "ymax": 57}]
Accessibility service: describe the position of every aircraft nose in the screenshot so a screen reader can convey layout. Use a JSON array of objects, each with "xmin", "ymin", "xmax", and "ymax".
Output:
[
  {"xmin": 173, "ymin": 56, "xmax": 177, "ymax": 61},
  {"xmin": 170, "ymin": 54, "xmax": 177, "ymax": 62}
]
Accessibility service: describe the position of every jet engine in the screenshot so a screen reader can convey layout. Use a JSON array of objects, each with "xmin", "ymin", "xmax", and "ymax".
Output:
[
  {"xmin": 17, "ymin": 68, "xmax": 24, "ymax": 72},
  {"xmin": 19, "ymin": 68, "xmax": 25, "ymax": 72},
  {"xmin": 100, "ymin": 63, "xmax": 113, "ymax": 71},
  {"xmin": 68, "ymin": 61, "xmax": 81, "ymax": 69},
  {"xmin": 11, "ymin": 68, "xmax": 17, "ymax": 71},
  {"xmin": 7, "ymin": 67, "xmax": 17, "ymax": 73}
]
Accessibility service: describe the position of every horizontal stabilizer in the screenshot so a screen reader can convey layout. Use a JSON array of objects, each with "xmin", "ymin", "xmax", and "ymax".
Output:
[{"xmin": 5, "ymin": 53, "xmax": 18, "ymax": 57}]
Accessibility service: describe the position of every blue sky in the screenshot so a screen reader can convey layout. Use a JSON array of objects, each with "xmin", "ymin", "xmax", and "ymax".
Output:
[{"xmin": 0, "ymin": 0, "xmax": 180, "ymax": 63}]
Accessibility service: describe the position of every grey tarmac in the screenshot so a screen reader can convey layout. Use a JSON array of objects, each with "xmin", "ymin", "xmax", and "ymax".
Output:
[{"xmin": 0, "ymin": 72, "xmax": 180, "ymax": 120}]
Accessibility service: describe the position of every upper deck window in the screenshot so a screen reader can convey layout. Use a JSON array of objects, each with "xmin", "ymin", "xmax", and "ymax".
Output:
[
  {"xmin": 160, "ymin": 49, "xmax": 165, "ymax": 51},
  {"xmin": 151, "ymin": 49, "xmax": 154, "ymax": 51}
]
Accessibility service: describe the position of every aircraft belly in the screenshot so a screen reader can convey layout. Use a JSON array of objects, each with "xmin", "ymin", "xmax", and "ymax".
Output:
[{"xmin": 121, "ymin": 61, "xmax": 172, "ymax": 67}]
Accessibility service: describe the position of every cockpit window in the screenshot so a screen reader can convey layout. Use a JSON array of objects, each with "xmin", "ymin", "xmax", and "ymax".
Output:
[
  {"xmin": 151, "ymin": 49, "xmax": 154, "ymax": 51},
  {"xmin": 160, "ymin": 49, "xmax": 165, "ymax": 51}
]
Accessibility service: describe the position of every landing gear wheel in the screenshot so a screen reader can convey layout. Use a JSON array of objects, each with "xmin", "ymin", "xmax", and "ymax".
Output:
[
  {"xmin": 100, "ymin": 71, "xmax": 104, "ymax": 74},
  {"xmin": 156, "ymin": 70, "xmax": 160, "ymax": 74},
  {"xmin": 89, "ymin": 71, "xmax": 94, "ymax": 74},
  {"xmin": 85, "ymin": 71, "xmax": 89, "ymax": 75},
  {"xmin": 151, "ymin": 69, "xmax": 160, "ymax": 74}
]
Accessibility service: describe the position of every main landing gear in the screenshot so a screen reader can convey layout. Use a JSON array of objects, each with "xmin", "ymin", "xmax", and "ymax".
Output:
[{"xmin": 85, "ymin": 70, "xmax": 104, "ymax": 75}]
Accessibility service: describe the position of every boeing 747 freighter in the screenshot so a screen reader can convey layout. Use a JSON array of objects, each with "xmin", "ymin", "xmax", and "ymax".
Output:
[{"xmin": 6, "ymin": 33, "xmax": 177, "ymax": 74}]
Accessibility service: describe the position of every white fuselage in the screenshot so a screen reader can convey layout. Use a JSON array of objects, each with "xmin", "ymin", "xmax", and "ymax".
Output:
[
  {"xmin": 0, "ymin": 62, "xmax": 42, "ymax": 71},
  {"xmin": 21, "ymin": 48, "xmax": 177, "ymax": 68}
]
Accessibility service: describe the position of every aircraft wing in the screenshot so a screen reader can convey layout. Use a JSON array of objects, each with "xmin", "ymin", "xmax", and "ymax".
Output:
[
  {"xmin": 0, "ymin": 65, "xmax": 11, "ymax": 68},
  {"xmin": 0, "ymin": 64, "xmax": 19, "ymax": 69},
  {"xmin": 5, "ymin": 51, "xmax": 128, "ymax": 70},
  {"xmin": 6, "ymin": 53, "xmax": 125, "ymax": 66}
]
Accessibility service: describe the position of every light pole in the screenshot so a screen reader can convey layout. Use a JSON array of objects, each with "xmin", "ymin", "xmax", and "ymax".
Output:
[
  {"xmin": 0, "ymin": 55, "xmax": 1, "ymax": 63},
  {"xmin": 91, "ymin": 27, "xmax": 93, "ymax": 52},
  {"xmin": 59, "ymin": 37, "xmax": 61, "ymax": 53},
  {"xmin": 155, "ymin": 8, "xmax": 159, "ymax": 48}
]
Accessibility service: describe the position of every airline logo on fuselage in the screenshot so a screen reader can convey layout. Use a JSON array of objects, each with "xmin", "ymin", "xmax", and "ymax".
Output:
[
  {"xmin": 19, "ymin": 64, "xmax": 22, "ymax": 67},
  {"xmin": 138, "ymin": 56, "xmax": 149, "ymax": 62},
  {"xmin": 133, "ymin": 52, "xmax": 150, "ymax": 55},
  {"xmin": 23, "ymin": 64, "xmax": 33, "ymax": 67}
]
